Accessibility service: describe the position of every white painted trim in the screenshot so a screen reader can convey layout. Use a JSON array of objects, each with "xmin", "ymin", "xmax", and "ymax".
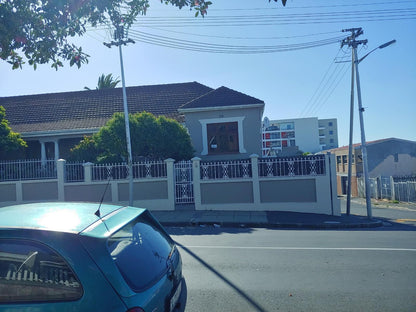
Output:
[
  {"xmin": 21, "ymin": 128, "xmax": 100, "ymax": 139},
  {"xmin": 199, "ymin": 117, "xmax": 246, "ymax": 155},
  {"xmin": 179, "ymin": 103, "xmax": 264, "ymax": 113}
]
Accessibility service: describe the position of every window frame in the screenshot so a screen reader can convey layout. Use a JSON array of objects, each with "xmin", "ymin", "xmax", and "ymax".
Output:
[{"xmin": 200, "ymin": 117, "xmax": 246, "ymax": 156}]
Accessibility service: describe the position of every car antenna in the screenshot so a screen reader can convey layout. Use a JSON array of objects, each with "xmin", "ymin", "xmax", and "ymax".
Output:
[{"xmin": 95, "ymin": 175, "xmax": 111, "ymax": 232}]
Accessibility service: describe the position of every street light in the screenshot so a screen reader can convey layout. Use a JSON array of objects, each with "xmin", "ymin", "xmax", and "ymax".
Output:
[
  {"xmin": 357, "ymin": 40, "xmax": 396, "ymax": 64},
  {"xmin": 352, "ymin": 38, "xmax": 396, "ymax": 219}
]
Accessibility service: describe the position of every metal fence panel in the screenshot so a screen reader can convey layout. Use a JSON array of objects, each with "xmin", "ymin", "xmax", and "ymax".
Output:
[
  {"xmin": 379, "ymin": 176, "xmax": 392, "ymax": 200},
  {"xmin": 92, "ymin": 161, "xmax": 167, "ymax": 181},
  {"xmin": 174, "ymin": 161, "xmax": 194, "ymax": 204},
  {"xmin": 358, "ymin": 176, "xmax": 416, "ymax": 203},
  {"xmin": 258, "ymin": 155, "xmax": 326, "ymax": 177},
  {"xmin": 65, "ymin": 162, "xmax": 84, "ymax": 182},
  {"xmin": 200, "ymin": 159, "xmax": 252, "ymax": 180},
  {"xmin": 394, "ymin": 181, "xmax": 416, "ymax": 203},
  {"xmin": 0, "ymin": 159, "xmax": 56, "ymax": 181}
]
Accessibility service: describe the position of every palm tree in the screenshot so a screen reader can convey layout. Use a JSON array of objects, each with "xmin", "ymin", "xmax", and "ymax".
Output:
[{"xmin": 84, "ymin": 74, "xmax": 120, "ymax": 90}]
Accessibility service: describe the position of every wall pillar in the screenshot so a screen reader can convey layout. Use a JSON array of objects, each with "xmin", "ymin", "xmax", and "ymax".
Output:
[
  {"xmin": 250, "ymin": 154, "xmax": 260, "ymax": 208},
  {"xmin": 165, "ymin": 158, "xmax": 176, "ymax": 211},
  {"xmin": 192, "ymin": 157, "xmax": 201, "ymax": 210},
  {"xmin": 57, "ymin": 159, "xmax": 65, "ymax": 201},
  {"xmin": 16, "ymin": 181, "xmax": 23, "ymax": 203},
  {"xmin": 84, "ymin": 162, "xmax": 93, "ymax": 183}
]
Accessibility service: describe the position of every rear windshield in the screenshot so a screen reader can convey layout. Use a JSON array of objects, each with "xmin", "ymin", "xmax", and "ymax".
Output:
[{"xmin": 107, "ymin": 211, "xmax": 174, "ymax": 291}]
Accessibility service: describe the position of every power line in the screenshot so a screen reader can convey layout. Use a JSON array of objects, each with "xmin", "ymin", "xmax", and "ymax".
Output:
[
  {"xmin": 138, "ymin": 26, "xmax": 342, "ymax": 41},
  {"xmin": 126, "ymin": 8, "xmax": 416, "ymax": 27},
  {"xmin": 207, "ymin": 1, "xmax": 416, "ymax": 11},
  {"xmin": 127, "ymin": 29, "xmax": 345, "ymax": 54},
  {"xmin": 300, "ymin": 45, "xmax": 366, "ymax": 118},
  {"xmin": 299, "ymin": 48, "xmax": 345, "ymax": 117}
]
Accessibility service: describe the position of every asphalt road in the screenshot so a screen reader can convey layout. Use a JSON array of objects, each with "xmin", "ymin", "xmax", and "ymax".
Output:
[{"xmin": 168, "ymin": 200, "xmax": 416, "ymax": 312}]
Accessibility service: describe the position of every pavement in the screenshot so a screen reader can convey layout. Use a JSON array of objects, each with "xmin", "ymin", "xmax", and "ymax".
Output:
[{"xmin": 152, "ymin": 200, "xmax": 385, "ymax": 229}]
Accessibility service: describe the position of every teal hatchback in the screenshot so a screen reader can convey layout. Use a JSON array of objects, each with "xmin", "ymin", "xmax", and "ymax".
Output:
[{"xmin": 0, "ymin": 203, "xmax": 186, "ymax": 312}]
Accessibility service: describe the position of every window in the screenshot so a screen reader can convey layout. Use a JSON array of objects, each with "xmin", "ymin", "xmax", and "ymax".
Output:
[
  {"xmin": 200, "ymin": 117, "xmax": 246, "ymax": 155},
  {"xmin": 207, "ymin": 122, "xmax": 239, "ymax": 154},
  {"xmin": 281, "ymin": 131, "xmax": 295, "ymax": 139},
  {"xmin": 337, "ymin": 156, "xmax": 341, "ymax": 164},
  {"xmin": 279, "ymin": 122, "xmax": 294, "ymax": 130},
  {"xmin": 0, "ymin": 239, "xmax": 83, "ymax": 303},
  {"xmin": 266, "ymin": 125, "xmax": 279, "ymax": 131},
  {"xmin": 328, "ymin": 122, "xmax": 333, "ymax": 127},
  {"xmin": 329, "ymin": 130, "xmax": 334, "ymax": 135},
  {"xmin": 108, "ymin": 211, "xmax": 176, "ymax": 292},
  {"xmin": 342, "ymin": 155, "xmax": 348, "ymax": 164},
  {"xmin": 270, "ymin": 141, "xmax": 281, "ymax": 148},
  {"xmin": 394, "ymin": 153, "xmax": 399, "ymax": 162},
  {"xmin": 270, "ymin": 132, "xmax": 280, "ymax": 140}
]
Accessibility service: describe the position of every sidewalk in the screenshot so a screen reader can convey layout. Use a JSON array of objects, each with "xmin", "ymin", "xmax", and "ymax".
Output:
[{"xmin": 152, "ymin": 207, "xmax": 383, "ymax": 229}]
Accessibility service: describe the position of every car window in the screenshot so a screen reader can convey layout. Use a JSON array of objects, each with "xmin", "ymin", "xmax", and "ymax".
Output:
[
  {"xmin": 107, "ymin": 211, "xmax": 175, "ymax": 292},
  {"xmin": 0, "ymin": 239, "xmax": 83, "ymax": 303}
]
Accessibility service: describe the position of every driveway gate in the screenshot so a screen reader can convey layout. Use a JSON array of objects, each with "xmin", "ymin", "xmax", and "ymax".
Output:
[
  {"xmin": 379, "ymin": 176, "xmax": 392, "ymax": 200},
  {"xmin": 174, "ymin": 161, "xmax": 194, "ymax": 204}
]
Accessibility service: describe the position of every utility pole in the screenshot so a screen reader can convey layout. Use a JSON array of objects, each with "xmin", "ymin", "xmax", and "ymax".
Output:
[
  {"xmin": 341, "ymin": 28, "xmax": 372, "ymax": 219},
  {"xmin": 104, "ymin": 23, "xmax": 135, "ymax": 206}
]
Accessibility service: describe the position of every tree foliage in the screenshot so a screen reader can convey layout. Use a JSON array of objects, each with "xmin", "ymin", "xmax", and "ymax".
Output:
[
  {"xmin": 0, "ymin": 0, "xmax": 212, "ymax": 70},
  {"xmin": 0, "ymin": 106, "xmax": 27, "ymax": 160},
  {"xmin": 84, "ymin": 73, "xmax": 120, "ymax": 90},
  {"xmin": 69, "ymin": 112, "xmax": 194, "ymax": 163},
  {"xmin": 270, "ymin": 0, "xmax": 287, "ymax": 6}
]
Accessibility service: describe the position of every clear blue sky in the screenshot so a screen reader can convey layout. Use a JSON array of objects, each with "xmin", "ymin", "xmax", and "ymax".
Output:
[{"xmin": 1, "ymin": 0, "xmax": 415, "ymax": 147}]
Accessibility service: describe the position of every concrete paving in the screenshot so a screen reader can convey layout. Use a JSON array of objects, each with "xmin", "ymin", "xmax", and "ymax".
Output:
[{"xmin": 152, "ymin": 199, "xmax": 383, "ymax": 229}]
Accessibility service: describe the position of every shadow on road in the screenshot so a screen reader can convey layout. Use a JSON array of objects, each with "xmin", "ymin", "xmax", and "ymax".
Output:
[{"xmin": 176, "ymin": 242, "xmax": 267, "ymax": 312}]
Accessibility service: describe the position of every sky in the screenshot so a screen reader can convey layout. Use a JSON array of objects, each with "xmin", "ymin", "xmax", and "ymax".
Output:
[{"xmin": 1, "ymin": 0, "xmax": 415, "ymax": 147}]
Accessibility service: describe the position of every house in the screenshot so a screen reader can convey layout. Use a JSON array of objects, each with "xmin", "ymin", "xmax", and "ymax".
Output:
[
  {"xmin": 327, "ymin": 138, "xmax": 416, "ymax": 196},
  {"xmin": 262, "ymin": 117, "xmax": 338, "ymax": 157},
  {"xmin": 0, "ymin": 82, "xmax": 265, "ymax": 161},
  {"xmin": 179, "ymin": 86, "xmax": 265, "ymax": 160}
]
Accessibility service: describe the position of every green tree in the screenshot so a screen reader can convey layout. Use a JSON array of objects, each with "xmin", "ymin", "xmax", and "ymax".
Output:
[
  {"xmin": 84, "ymin": 74, "xmax": 120, "ymax": 90},
  {"xmin": 0, "ymin": 106, "xmax": 27, "ymax": 160},
  {"xmin": 0, "ymin": 0, "xmax": 290, "ymax": 70},
  {"xmin": 0, "ymin": 0, "xmax": 212, "ymax": 70},
  {"xmin": 69, "ymin": 112, "xmax": 194, "ymax": 163},
  {"xmin": 270, "ymin": 0, "xmax": 287, "ymax": 5}
]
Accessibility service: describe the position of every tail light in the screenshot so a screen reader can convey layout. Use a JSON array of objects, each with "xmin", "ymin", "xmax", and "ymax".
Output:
[{"xmin": 126, "ymin": 308, "xmax": 145, "ymax": 312}]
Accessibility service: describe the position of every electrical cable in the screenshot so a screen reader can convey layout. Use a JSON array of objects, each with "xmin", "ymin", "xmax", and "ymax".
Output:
[
  {"xmin": 127, "ymin": 29, "xmax": 345, "ymax": 54},
  {"xmin": 299, "ymin": 48, "xmax": 345, "ymax": 117}
]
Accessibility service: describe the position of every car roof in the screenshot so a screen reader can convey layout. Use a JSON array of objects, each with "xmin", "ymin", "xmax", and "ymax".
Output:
[{"xmin": 0, "ymin": 202, "xmax": 145, "ymax": 235}]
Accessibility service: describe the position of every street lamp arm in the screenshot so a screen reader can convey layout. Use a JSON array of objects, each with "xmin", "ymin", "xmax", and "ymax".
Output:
[{"xmin": 358, "ymin": 39, "xmax": 396, "ymax": 64}]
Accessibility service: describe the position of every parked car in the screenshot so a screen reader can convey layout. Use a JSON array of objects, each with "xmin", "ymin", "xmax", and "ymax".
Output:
[{"xmin": 0, "ymin": 202, "xmax": 186, "ymax": 312}]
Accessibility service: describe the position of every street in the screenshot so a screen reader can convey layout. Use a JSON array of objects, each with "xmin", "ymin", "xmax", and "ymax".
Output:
[{"xmin": 168, "ymin": 199, "xmax": 416, "ymax": 312}]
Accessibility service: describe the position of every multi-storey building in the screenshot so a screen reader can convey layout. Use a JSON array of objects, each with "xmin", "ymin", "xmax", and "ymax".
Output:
[{"xmin": 262, "ymin": 117, "xmax": 338, "ymax": 157}]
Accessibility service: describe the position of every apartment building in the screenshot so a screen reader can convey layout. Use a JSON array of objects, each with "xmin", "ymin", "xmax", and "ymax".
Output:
[{"xmin": 262, "ymin": 117, "xmax": 338, "ymax": 157}]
